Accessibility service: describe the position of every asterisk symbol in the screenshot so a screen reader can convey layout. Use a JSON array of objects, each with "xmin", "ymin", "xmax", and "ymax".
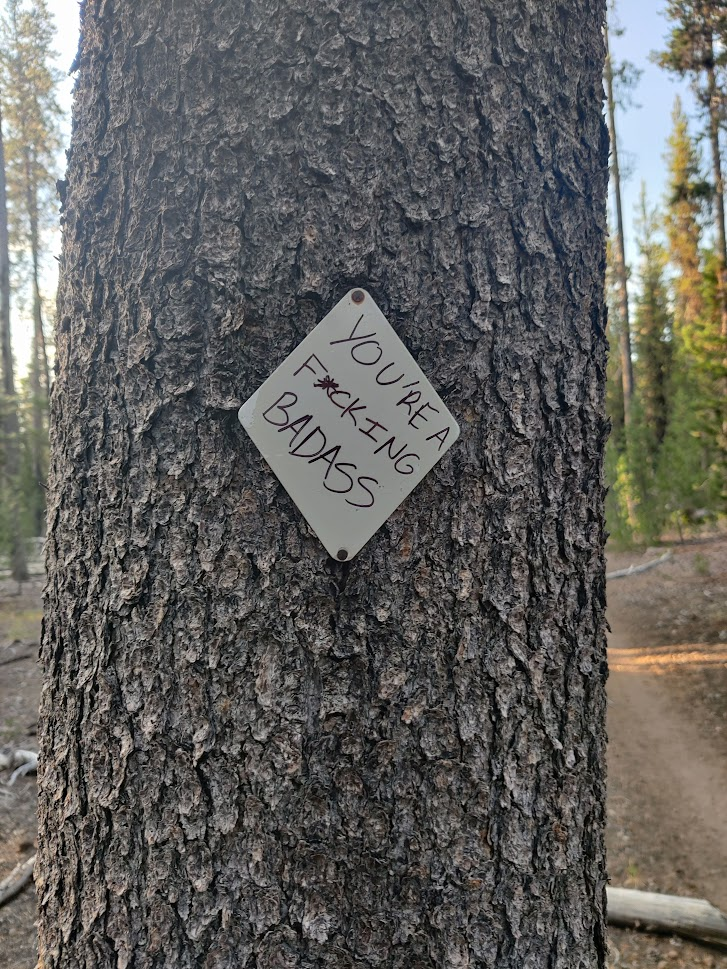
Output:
[{"xmin": 315, "ymin": 376, "xmax": 340, "ymax": 397}]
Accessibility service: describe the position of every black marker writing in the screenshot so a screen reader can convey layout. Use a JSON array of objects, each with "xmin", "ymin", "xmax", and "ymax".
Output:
[
  {"xmin": 262, "ymin": 394, "xmax": 381, "ymax": 506},
  {"xmin": 329, "ymin": 314, "xmax": 376, "ymax": 346}
]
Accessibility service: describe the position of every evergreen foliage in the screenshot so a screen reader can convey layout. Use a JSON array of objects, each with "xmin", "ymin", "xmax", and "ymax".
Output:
[
  {"xmin": 0, "ymin": 0, "xmax": 60, "ymax": 576},
  {"xmin": 606, "ymin": 71, "xmax": 727, "ymax": 546},
  {"xmin": 0, "ymin": 1, "xmax": 725, "ymax": 565},
  {"xmin": 633, "ymin": 189, "xmax": 673, "ymax": 453}
]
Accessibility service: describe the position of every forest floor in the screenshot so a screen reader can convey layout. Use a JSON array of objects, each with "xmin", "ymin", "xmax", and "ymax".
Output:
[
  {"xmin": 0, "ymin": 536, "xmax": 726, "ymax": 969},
  {"xmin": 606, "ymin": 533, "xmax": 727, "ymax": 969}
]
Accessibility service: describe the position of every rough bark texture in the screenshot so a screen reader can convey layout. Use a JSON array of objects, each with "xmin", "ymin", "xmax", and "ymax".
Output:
[{"xmin": 39, "ymin": 2, "xmax": 609, "ymax": 967}]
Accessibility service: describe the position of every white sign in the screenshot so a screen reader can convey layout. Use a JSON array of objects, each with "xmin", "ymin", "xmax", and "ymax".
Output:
[{"xmin": 238, "ymin": 289, "xmax": 460, "ymax": 560}]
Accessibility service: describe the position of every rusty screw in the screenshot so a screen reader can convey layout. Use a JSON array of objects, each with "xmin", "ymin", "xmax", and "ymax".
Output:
[
  {"xmin": 351, "ymin": 290, "xmax": 365, "ymax": 304},
  {"xmin": 337, "ymin": 549, "xmax": 348, "ymax": 561}
]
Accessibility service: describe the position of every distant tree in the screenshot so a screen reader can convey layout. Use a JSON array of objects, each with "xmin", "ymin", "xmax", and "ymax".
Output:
[
  {"xmin": 604, "ymin": 9, "xmax": 640, "ymax": 427},
  {"xmin": 655, "ymin": 358, "xmax": 725, "ymax": 531},
  {"xmin": 656, "ymin": 0, "xmax": 727, "ymax": 339},
  {"xmin": 633, "ymin": 188, "xmax": 673, "ymax": 452},
  {"xmin": 607, "ymin": 190, "xmax": 674, "ymax": 545},
  {"xmin": 0, "ymin": 105, "xmax": 10, "ymax": 402},
  {"xmin": 605, "ymin": 233, "xmax": 626, "ymax": 444},
  {"xmin": 604, "ymin": 228, "xmax": 638, "ymax": 541},
  {"xmin": 664, "ymin": 98, "xmax": 709, "ymax": 336},
  {"xmin": 691, "ymin": 247, "xmax": 727, "ymax": 461},
  {"xmin": 0, "ymin": 99, "xmax": 28, "ymax": 580},
  {"xmin": 663, "ymin": 98, "xmax": 726, "ymax": 512},
  {"xmin": 0, "ymin": 0, "xmax": 61, "ymax": 535}
]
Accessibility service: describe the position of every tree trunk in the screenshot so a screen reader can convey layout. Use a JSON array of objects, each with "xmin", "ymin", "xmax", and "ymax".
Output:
[
  {"xmin": 0, "ymin": 107, "xmax": 12, "ymax": 403},
  {"xmin": 39, "ymin": 3, "xmax": 609, "ymax": 968},
  {"xmin": 705, "ymin": 52, "xmax": 727, "ymax": 449},
  {"xmin": 604, "ymin": 21, "xmax": 635, "ymax": 429},
  {"xmin": 706, "ymin": 56, "xmax": 727, "ymax": 341},
  {"xmin": 26, "ymin": 148, "xmax": 49, "ymax": 536},
  {"xmin": 0, "ymin": 103, "xmax": 28, "ymax": 582}
]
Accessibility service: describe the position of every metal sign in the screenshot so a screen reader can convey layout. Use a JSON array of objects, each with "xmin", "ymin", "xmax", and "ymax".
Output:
[{"xmin": 238, "ymin": 289, "xmax": 460, "ymax": 560}]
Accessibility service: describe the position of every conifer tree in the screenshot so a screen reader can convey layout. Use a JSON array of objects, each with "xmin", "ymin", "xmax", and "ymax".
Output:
[
  {"xmin": 37, "ymin": 2, "xmax": 609, "ymax": 966},
  {"xmin": 605, "ymin": 234, "xmax": 626, "ymax": 444},
  {"xmin": 657, "ymin": 0, "xmax": 727, "ymax": 339},
  {"xmin": 663, "ymin": 95, "xmax": 726, "ymax": 512},
  {"xmin": 604, "ymin": 232, "xmax": 634, "ymax": 545},
  {"xmin": 664, "ymin": 98, "xmax": 709, "ymax": 336},
  {"xmin": 604, "ymin": 12, "xmax": 638, "ymax": 427},
  {"xmin": 0, "ymin": 0, "xmax": 62, "ymax": 535},
  {"xmin": 633, "ymin": 187, "xmax": 673, "ymax": 454},
  {"xmin": 608, "ymin": 190, "xmax": 674, "ymax": 544},
  {"xmin": 0, "ymin": 98, "xmax": 28, "ymax": 581}
]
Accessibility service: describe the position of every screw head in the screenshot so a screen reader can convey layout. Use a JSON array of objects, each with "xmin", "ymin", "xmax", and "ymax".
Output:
[
  {"xmin": 351, "ymin": 290, "xmax": 365, "ymax": 304},
  {"xmin": 337, "ymin": 549, "xmax": 348, "ymax": 561}
]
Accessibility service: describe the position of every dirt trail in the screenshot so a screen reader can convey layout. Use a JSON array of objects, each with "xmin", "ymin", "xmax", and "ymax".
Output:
[
  {"xmin": 605, "ymin": 539, "xmax": 727, "ymax": 968},
  {"xmin": 608, "ymin": 609, "xmax": 727, "ymax": 911},
  {"xmin": 2, "ymin": 549, "xmax": 727, "ymax": 969}
]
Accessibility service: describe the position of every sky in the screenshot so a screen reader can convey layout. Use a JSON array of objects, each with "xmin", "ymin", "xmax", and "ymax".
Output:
[
  {"xmin": 10, "ymin": 0, "xmax": 79, "ymax": 375},
  {"xmin": 10, "ymin": 1, "xmax": 704, "ymax": 372},
  {"xmin": 608, "ymin": 1, "xmax": 699, "ymax": 267}
]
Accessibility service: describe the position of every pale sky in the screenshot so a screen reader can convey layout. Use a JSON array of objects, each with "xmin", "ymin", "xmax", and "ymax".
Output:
[
  {"xmin": 11, "ymin": 1, "xmax": 704, "ymax": 374},
  {"xmin": 10, "ymin": 0, "xmax": 78, "ymax": 376},
  {"xmin": 609, "ymin": 1, "xmax": 699, "ymax": 268}
]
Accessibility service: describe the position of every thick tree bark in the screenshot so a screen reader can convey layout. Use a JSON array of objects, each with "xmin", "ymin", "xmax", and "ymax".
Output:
[
  {"xmin": 603, "ymin": 22, "xmax": 635, "ymax": 428},
  {"xmin": 39, "ymin": 3, "xmax": 609, "ymax": 968}
]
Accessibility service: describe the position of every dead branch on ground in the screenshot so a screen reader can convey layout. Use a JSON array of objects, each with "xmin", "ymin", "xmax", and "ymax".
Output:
[
  {"xmin": 606, "ymin": 550, "xmax": 672, "ymax": 580},
  {"xmin": 0, "ymin": 855, "xmax": 35, "ymax": 908},
  {"xmin": 608, "ymin": 886, "xmax": 727, "ymax": 950}
]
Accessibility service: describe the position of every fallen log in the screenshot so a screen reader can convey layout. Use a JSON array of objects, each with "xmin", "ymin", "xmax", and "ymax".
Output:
[
  {"xmin": 0, "ymin": 652, "xmax": 33, "ymax": 668},
  {"xmin": 0, "ymin": 854, "xmax": 35, "ymax": 908},
  {"xmin": 0, "ymin": 747, "xmax": 38, "ymax": 782},
  {"xmin": 608, "ymin": 887, "xmax": 727, "ymax": 949},
  {"xmin": 606, "ymin": 550, "xmax": 672, "ymax": 580}
]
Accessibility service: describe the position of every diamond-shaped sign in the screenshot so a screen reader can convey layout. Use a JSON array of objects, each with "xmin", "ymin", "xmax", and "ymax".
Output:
[{"xmin": 238, "ymin": 289, "xmax": 460, "ymax": 560}]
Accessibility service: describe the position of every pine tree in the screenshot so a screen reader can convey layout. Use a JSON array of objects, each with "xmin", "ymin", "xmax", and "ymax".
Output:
[
  {"xmin": 661, "ymin": 95, "xmax": 726, "ymax": 521},
  {"xmin": 689, "ymin": 246, "xmax": 727, "ymax": 463},
  {"xmin": 604, "ymin": 231, "xmax": 634, "ymax": 545},
  {"xmin": 604, "ymin": 10, "xmax": 639, "ymax": 427},
  {"xmin": 607, "ymin": 190, "xmax": 675, "ymax": 545},
  {"xmin": 38, "ymin": 1, "xmax": 609, "ymax": 965},
  {"xmin": 633, "ymin": 187, "xmax": 673, "ymax": 453},
  {"xmin": 0, "ymin": 0, "xmax": 62, "ymax": 536},
  {"xmin": 0, "ymin": 98, "xmax": 28, "ymax": 581},
  {"xmin": 657, "ymin": 0, "xmax": 727, "ymax": 339},
  {"xmin": 605, "ymin": 233, "xmax": 626, "ymax": 445},
  {"xmin": 656, "ymin": 108, "xmax": 726, "ymax": 528},
  {"xmin": 664, "ymin": 98, "xmax": 709, "ymax": 337}
]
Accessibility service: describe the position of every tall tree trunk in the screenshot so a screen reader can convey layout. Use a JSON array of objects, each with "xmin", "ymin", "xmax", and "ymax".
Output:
[
  {"xmin": 604, "ymin": 21, "xmax": 635, "ymax": 428},
  {"xmin": 706, "ymin": 54, "xmax": 727, "ymax": 341},
  {"xmin": 26, "ymin": 148, "xmax": 48, "ymax": 536},
  {"xmin": 706, "ymin": 48, "xmax": 727, "ymax": 449},
  {"xmin": 39, "ymin": 3, "xmax": 609, "ymax": 968},
  {"xmin": 0, "ymin": 104, "xmax": 28, "ymax": 582},
  {"xmin": 0, "ymin": 107, "xmax": 12, "ymax": 402}
]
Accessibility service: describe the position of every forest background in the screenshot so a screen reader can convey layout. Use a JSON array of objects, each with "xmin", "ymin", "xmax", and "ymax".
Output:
[{"xmin": 1, "ymin": 0, "xmax": 726, "ymax": 576}]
